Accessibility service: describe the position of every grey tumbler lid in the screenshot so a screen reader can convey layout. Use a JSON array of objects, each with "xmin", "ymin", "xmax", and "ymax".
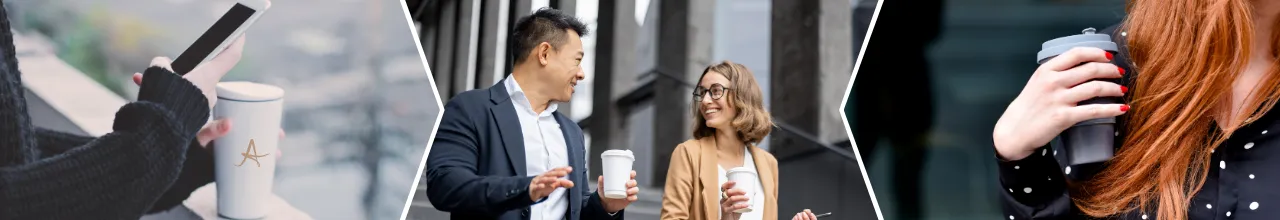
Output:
[{"xmin": 1037, "ymin": 28, "xmax": 1119, "ymax": 63}]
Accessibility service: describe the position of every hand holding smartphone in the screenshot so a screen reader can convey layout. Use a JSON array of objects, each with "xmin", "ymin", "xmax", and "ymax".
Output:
[{"xmin": 171, "ymin": 0, "xmax": 270, "ymax": 75}]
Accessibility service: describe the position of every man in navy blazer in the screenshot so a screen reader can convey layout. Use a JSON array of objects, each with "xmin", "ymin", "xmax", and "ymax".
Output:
[{"xmin": 424, "ymin": 8, "xmax": 639, "ymax": 220}]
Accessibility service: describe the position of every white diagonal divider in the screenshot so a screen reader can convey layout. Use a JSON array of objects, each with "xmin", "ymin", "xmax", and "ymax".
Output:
[
  {"xmin": 839, "ymin": 0, "xmax": 888, "ymax": 219},
  {"xmin": 397, "ymin": 0, "xmax": 446, "ymax": 219}
]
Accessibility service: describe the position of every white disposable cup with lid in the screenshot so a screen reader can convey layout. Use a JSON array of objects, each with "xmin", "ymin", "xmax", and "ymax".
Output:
[
  {"xmin": 727, "ymin": 167, "xmax": 758, "ymax": 213},
  {"xmin": 212, "ymin": 81, "xmax": 284, "ymax": 219},
  {"xmin": 600, "ymin": 149, "xmax": 635, "ymax": 199}
]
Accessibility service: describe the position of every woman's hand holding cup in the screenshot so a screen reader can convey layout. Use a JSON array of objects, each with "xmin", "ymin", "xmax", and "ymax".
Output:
[
  {"xmin": 992, "ymin": 47, "xmax": 1127, "ymax": 161},
  {"xmin": 129, "ymin": 39, "xmax": 283, "ymax": 157},
  {"xmin": 719, "ymin": 181, "xmax": 749, "ymax": 220},
  {"xmin": 130, "ymin": 83, "xmax": 283, "ymax": 157},
  {"xmin": 190, "ymin": 118, "xmax": 284, "ymax": 158}
]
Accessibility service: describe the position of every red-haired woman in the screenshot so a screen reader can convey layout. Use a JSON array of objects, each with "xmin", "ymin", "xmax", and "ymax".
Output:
[{"xmin": 993, "ymin": 1, "xmax": 1280, "ymax": 220}]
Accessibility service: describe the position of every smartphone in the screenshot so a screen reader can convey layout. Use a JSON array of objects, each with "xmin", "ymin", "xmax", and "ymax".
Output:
[
  {"xmin": 170, "ymin": 0, "xmax": 270, "ymax": 75},
  {"xmin": 815, "ymin": 212, "xmax": 833, "ymax": 218}
]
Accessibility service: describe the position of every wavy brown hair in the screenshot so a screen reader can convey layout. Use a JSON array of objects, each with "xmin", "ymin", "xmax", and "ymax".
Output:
[
  {"xmin": 1071, "ymin": 0, "xmax": 1280, "ymax": 219},
  {"xmin": 691, "ymin": 61, "xmax": 773, "ymax": 145}
]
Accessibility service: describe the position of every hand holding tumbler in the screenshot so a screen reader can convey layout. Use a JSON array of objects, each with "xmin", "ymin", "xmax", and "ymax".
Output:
[
  {"xmin": 992, "ymin": 28, "xmax": 1126, "ymax": 163},
  {"xmin": 1035, "ymin": 27, "xmax": 1121, "ymax": 166}
]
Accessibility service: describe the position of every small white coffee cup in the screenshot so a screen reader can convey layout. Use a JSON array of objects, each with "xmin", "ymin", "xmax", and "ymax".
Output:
[
  {"xmin": 600, "ymin": 149, "xmax": 635, "ymax": 199},
  {"xmin": 727, "ymin": 167, "xmax": 758, "ymax": 213},
  {"xmin": 213, "ymin": 81, "xmax": 284, "ymax": 219}
]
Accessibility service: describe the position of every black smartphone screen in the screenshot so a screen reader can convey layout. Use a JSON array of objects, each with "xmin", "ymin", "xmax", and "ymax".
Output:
[{"xmin": 171, "ymin": 3, "xmax": 256, "ymax": 75}]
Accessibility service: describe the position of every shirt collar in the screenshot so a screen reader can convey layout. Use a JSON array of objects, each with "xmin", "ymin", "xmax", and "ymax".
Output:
[{"xmin": 504, "ymin": 74, "xmax": 559, "ymax": 114}]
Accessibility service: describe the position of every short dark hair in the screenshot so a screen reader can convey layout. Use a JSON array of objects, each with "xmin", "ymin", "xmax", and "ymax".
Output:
[{"xmin": 510, "ymin": 7, "xmax": 589, "ymax": 65}]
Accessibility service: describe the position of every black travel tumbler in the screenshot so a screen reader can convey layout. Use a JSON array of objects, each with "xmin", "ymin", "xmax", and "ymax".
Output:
[{"xmin": 1036, "ymin": 27, "xmax": 1119, "ymax": 166}]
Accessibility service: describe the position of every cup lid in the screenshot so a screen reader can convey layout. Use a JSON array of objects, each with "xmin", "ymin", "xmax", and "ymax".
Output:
[
  {"xmin": 601, "ymin": 149, "xmax": 634, "ymax": 160},
  {"xmin": 1037, "ymin": 27, "xmax": 1118, "ymax": 62},
  {"xmin": 216, "ymin": 81, "xmax": 285, "ymax": 102},
  {"xmin": 727, "ymin": 167, "xmax": 756, "ymax": 175}
]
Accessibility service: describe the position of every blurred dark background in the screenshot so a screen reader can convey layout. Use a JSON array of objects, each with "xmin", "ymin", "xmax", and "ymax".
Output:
[{"xmin": 845, "ymin": 0, "xmax": 1126, "ymax": 219}]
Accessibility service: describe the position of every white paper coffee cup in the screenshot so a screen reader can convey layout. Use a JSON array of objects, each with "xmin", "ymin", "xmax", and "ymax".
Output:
[
  {"xmin": 212, "ymin": 81, "xmax": 284, "ymax": 219},
  {"xmin": 727, "ymin": 167, "xmax": 758, "ymax": 213},
  {"xmin": 600, "ymin": 149, "xmax": 635, "ymax": 199}
]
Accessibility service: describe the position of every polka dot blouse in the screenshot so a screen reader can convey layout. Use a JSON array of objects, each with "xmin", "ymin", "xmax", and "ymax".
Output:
[{"xmin": 998, "ymin": 24, "xmax": 1280, "ymax": 220}]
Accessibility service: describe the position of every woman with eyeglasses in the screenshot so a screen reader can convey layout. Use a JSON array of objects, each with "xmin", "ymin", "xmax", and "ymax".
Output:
[{"xmin": 659, "ymin": 61, "xmax": 819, "ymax": 220}]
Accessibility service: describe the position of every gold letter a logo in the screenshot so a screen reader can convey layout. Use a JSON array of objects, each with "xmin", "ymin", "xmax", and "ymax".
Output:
[{"xmin": 236, "ymin": 139, "xmax": 271, "ymax": 167}]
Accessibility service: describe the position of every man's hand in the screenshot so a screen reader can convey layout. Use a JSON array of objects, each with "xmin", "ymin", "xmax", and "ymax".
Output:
[
  {"xmin": 530, "ymin": 167, "xmax": 576, "ymax": 202},
  {"xmin": 598, "ymin": 170, "xmax": 639, "ymax": 213}
]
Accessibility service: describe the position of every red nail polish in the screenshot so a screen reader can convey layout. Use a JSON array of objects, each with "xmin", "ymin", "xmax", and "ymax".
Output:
[
  {"xmin": 1117, "ymin": 67, "xmax": 1125, "ymax": 75},
  {"xmin": 1106, "ymin": 52, "xmax": 1114, "ymax": 60},
  {"xmin": 1120, "ymin": 105, "xmax": 1130, "ymax": 112},
  {"xmin": 1121, "ymin": 86, "xmax": 1128, "ymax": 93}
]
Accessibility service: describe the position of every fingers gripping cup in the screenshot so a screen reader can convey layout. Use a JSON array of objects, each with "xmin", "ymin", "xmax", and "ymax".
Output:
[
  {"xmin": 1037, "ymin": 27, "xmax": 1120, "ymax": 166},
  {"xmin": 726, "ymin": 167, "xmax": 758, "ymax": 213},
  {"xmin": 213, "ymin": 81, "xmax": 284, "ymax": 220},
  {"xmin": 600, "ymin": 150, "xmax": 635, "ymax": 199}
]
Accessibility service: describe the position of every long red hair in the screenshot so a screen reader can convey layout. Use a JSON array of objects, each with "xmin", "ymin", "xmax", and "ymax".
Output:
[{"xmin": 1071, "ymin": 0, "xmax": 1280, "ymax": 219}]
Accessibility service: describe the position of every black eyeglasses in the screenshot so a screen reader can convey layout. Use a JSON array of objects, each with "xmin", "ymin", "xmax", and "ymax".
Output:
[{"xmin": 692, "ymin": 83, "xmax": 730, "ymax": 101}]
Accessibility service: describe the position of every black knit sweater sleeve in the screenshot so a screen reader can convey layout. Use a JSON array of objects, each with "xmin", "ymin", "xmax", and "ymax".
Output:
[
  {"xmin": 0, "ymin": 67, "xmax": 212, "ymax": 219},
  {"xmin": 33, "ymin": 127, "xmax": 217, "ymax": 214}
]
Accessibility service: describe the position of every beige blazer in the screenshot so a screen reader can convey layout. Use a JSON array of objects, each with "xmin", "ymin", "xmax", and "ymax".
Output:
[{"xmin": 660, "ymin": 137, "xmax": 780, "ymax": 220}]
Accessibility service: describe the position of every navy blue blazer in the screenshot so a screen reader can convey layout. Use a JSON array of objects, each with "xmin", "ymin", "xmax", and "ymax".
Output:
[{"xmin": 424, "ymin": 81, "xmax": 621, "ymax": 220}]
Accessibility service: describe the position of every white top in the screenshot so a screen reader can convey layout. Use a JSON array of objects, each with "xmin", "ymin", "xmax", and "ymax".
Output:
[
  {"xmin": 506, "ymin": 75, "xmax": 570, "ymax": 220},
  {"xmin": 717, "ymin": 148, "xmax": 766, "ymax": 220}
]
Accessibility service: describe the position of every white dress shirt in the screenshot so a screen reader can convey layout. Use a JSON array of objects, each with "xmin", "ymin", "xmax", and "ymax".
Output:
[
  {"xmin": 505, "ymin": 75, "xmax": 571, "ymax": 220},
  {"xmin": 717, "ymin": 148, "xmax": 766, "ymax": 220}
]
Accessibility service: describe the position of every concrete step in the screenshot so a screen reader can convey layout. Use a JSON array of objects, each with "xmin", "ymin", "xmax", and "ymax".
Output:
[{"xmin": 407, "ymin": 181, "xmax": 664, "ymax": 219}]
